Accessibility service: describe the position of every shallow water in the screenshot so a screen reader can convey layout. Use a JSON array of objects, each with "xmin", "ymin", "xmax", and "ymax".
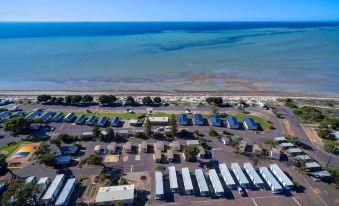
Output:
[{"xmin": 0, "ymin": 22, "xmax": 338, "ymax": 94}]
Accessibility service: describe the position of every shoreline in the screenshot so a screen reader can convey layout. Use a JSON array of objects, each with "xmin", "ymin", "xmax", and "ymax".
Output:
[{"xmin": 0, "ymin": 89, "xmax": 338, "ymax": 99}]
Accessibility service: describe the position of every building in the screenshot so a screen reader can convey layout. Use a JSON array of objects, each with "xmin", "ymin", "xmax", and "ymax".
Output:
[
  {"xmin": 168, "ymin": 166, "xmax": 178, "ymax": 193},
  {"xmin": 155, "ymin": 171, "xmax": 164, "ymax": 200},
  {"xmin": 107, "ymin": 143, "xmax": 117, "ymax": 154},
  {"xmin": 97, "ymin": 117, "xmax": 108, "ymax": 127},
  {"xmin": 94, "ymin": 145, "xmax": 101, "ymax": 154},
  {"xmin": 85, "ymin": 115, "xmax": 97, "ymax": 126},
  {"xmin": 25, "ymin": 110, "xmax": 41, "ymax": 120},
  {"xmin": 75, "ymin": 114, "xmax": 86, "ymax": 124},
  {"xmin": 259, "ymin": 102, "xmax": 268, "ymax": 109},
  {"xmin": 154, "ymin": 141, "xmax": 165, "ymax": 151},
  {"xmin": 210, "ymin": 114, "xmax": 222, "ymax": 127},
  {"xmin": 59, "ymin": 146, "xmax": 78, "ymax": 155},
  {"xmin": 208, "ymin": 169, "xmax": 224, "ymax": 197},
  {"xmin": 259, "ymin": 167, "xmax": 283, "ymax": 193},
  {"xmin": 117, "ymin": 129, "xmax": 131, "ymax": 137},
  {"xmin": 111, "ymin": 117, "xmax": 120, "ymax": 127},
  {"xmin": 244, "ymin": 162, "xmax": 264, "ymax": 188},
  {"xmin": 219, "ymin": 163, "xmax": 236, "ymax": 189},
  {"xmin": 155, "ymin": 150, "xmax": 162, "ymax": 163},
  {"xmin": 55, "ymin": 178, "xmax": 77, "ymax": 206},
  {"xmin": 178, "ymin": 114, "xmax": 188, "ymax": 126},
  {"xmin": 25, "ymin": 176, "xmax": 37, "ymax": 184},
  {"xmin": 95, "ymin": 185, "xmax": 135, "ymax": 206},
  {"xmin": 64, "ymin": 112, "xmax": 75, "ymax": 122},
  {"xmin": 192, "ymin": 114, "xmax": 204, "ymax": 126},
  {"xmin": 38, "ymin": 111, "xmax": 53, "ymax": 122},
  {"xmin": 41, "ymin": 174, "xmax": 66, "ymax": 205},
  {"xmin": 294, "ymin": 155, "xmax": 311, "ymax": 162},
  {"xmin": 238, "ymin": 140, "xmax": 250, "ymax": 154},
  {"xmin": 329, "ymin": 132, "xmax": 339, "ymax": 140},
  {"xmin": 280, "ymin": 142, "xmax": 294, "ymax": 149},
  {"xmin": 195, "ymin": 169, "xmax": 209, "ymax": 196},
  {"xmin": 274, "ymin": 136, "xmax": 287, "ymax": 144},
  {"xmin": 287, "ymin": 148, "xmax": 303, "ymax": 156},
  {"xmin": 270, "ymin": 164, "xmax": 294, "ymax": 190},
  {"xmin": 226, "ymin": 116, "xmax": 240, "ymax": 129},
  {"xmin": 243, "ymin": 117, "xmax": 258, "ymax": 130},
  {"xmin": 124, "ymin": 142, "xmax": 132, "ymax": 153},
  {"xmin": 0, "ymin": 98, "xmax": 10, "ymax": 105},
  {"xmin": 305, "ymin": 162, "xmax": 321, "ymax": 172},
  {"xmin": 198, "ymin": 146, "xmax": 205, "ymax": 158},
  {"xmin": 171, "ymin": 140, "xmax": 181, "ymax": 151},
  {"xmin": 309, "ymin": 171, "xmax": 332, "ymax": 181},
  {"xmin": 11, "ymin": 111, "xmax": 24, "ymax": 117},
  {"xmin": 52, "ymin": 112, "xmax": 64, "ymax": 122},
  {"xmin": 181, "ymin": 167, "xmax": 194, "ymax": 194},
  {"xmin": 270, "ymin": 148, "xmax": 281, "ymax": 160},
  {"xmin": 167, "ymin": 149, "xmax": 174, "ymax": 162},
  {"xmin": 187, "ymin": 140, "xmax": 199, "ymax": 147},
  {"xmin": 36, "ymin": 177, "xmax": 50, "ymax": 201},
  {"xmin": 252, "ymin": 144, "xmax": 263, "ymax": 156},
  {"xmin": 148, "ymin": 117, "xmax": 168, "ymax": 125},
  {"xmin": 0, "ymin": 110, "xmax": 10, "ymax": 121},
  {"xmin": 129, "ymin": 119, "xmax": 139, "ymax": 127},
  {"xmin": 140, "ymin": 141, "xmax": 148, "ymax": 153},
  {"xmin": 55, "ymin": 155, "xmax": 72, "ymax": 165},
  {"xmin": 231, "ymin": 163, "xmax": 250, "ymax": 188}
]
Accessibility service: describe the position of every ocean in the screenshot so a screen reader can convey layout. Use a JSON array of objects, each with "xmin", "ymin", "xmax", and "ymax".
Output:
[{"xmin": 0, "ymin": 22, "xmax": 338, "ymax": 94}]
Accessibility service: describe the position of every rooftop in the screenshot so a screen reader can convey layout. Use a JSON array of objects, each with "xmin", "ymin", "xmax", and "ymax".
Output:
[{"xmin": 96, "ymin": 185, "xmax": 135, "ymax": 203}]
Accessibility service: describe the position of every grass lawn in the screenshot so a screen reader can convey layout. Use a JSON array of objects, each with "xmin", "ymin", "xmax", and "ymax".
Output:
[
  {"xmin": 0, "ymin": 140, "xmax": 38, "ymax": 156},
  {"xmin": 232, "ymin": 113, "xmax": 273, "ymax": 131}
]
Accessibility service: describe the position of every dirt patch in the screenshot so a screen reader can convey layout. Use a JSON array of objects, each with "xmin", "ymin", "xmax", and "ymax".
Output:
[{"xmin": 302, "ymin": 125, "xmax": 324, "ymax": 150}]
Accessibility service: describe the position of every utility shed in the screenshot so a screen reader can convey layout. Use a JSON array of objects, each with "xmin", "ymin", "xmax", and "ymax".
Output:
[
  {"xmin": 287, "ymin": 148, "xmax": 303, "ymax": 156},
  {"xmin": 259, "ymin": 167, "xmax": 283, "ymax": 193},
  {"xmin": 231, "ymin": 163, "xmax": 250, "ymax": 188},
  {"xmin": 195, "ymin": 169, "xmax": 209, "ymax": 196},
  {"xmin": 41, "ymin": 112, "xmax": 55, "ymax": 122},
  {"xmin": 41, "ymin": 174, "xmax": 65, "ymax": 205},
  {"xmin": 193, "ymin": 114, "xmax": 204, "ymax": 126},
  {"xmin": 168, "ymin": 166, "xmax": 178, "ymax": 193},
  {"xmin": 55, "ymin": 178, "xmax": 77, "ymax": 206},
  {"xmin": 270, "ymin": 164, "xmax": 294, "ymax": 190},
  {"xmin": 95, "ymin": 185, "xmax": 135, "ymax": 206},
  {"xmin": 155, "ymin": 171, "xmax": 164, "ymax": 200},
  {"xmin": 208, "ymin": 169, "xmax": 224, "ymax": 197},
  {"xmin": 305, "ymin": 162, "xmax": 321, "ymax": 172},
  {"xmin": 63, "ymin": 112, "xmax": 75, "ymax": 122},
  {"xmin": 219, "ymin": 163, "xmax": 236, "ymax": 189},
  {"xmin": 178, "ymin": 114, "xmax": 188, "ymax": 126},
  {"xmin": 52, "ymin": 112, "xmax": 64, "ymax": 122},
  {"xmin": 226, "ymin": 116, "xmax": 240, "ymax": 129},
  {"xmin": 210, "ymin": 114, "xmax": 222, "ymax": 126},
  {"xmin": 244, "ymin": 162, "xmax": 264, "ymax": 188},
  {"xmin": 280, "ymin": 142, "xmax": 294, "ymax": 149},
  {"xmin": 274, "ymin": 136, "xmax": 287, "ymax": 143},
  {"xmin": 181, "ymin": 167, "xmax": 194, "ymax": 194},
  {"xmin": 75, "ymin": 114, "xmax": 86, "ymax": 124}
]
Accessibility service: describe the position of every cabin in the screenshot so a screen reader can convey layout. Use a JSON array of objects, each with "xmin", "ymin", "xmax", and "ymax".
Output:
[
  {"xmin": 148, "ymin": 117, "xmax": 168, "ymax": 125},
  {"xmin": 97, "ymin": 117, "xmax": 108, "ymax": 127},
  {"xmin": 192, "ymin": 114, "xmax": 204, "ymax": 126},
  {"xmin": 243, "ymin": 117, "xmax": 258, "ymax": 130},
  {"xmin": 25, "ymin": 110, "xmax": 41, "ymax": 120},
  {"xmin": 94, "ymin": 145, "xmax": 102, "ymax": 154},
  {"xmin": 198, "ymin": 146, "xmax": 206, "ymax": 158},
  {"xmin": 226, "ymin": 116, "xmax": 240, "ymax": 129},
  {"xmin": 210, "ymin": 114, "xmax": 222, "ymax": 126},
  {"xmin": 305, "ymin": 162, "xmax": 321, "ymax": 172},
  {"xmin": 111, "ymin": 117, "xmax": 120, "ymax": 127},
  {"xmin": 178, "ymin": 114, "xmax": 188, "ymax": 126},
  {"xmin": 0, "ymin": 111, "xmax": 10, "ymax": 121},
  {"xmin": 187, "ymin": 140, "xmax": 199, "ymax": 147},
  {"xmin": 270, "ymin": 148, "xmax": 281, "ymax": 160},
  {"xmin": 59, "ymin": 146, "xmax": 78, "ymax": 155},
  {"xmin": 154, "ymin": 141, "xmax": 165, "ymax": 152},
  {"xmin": 287, "ymin": 148, "xmax": 303, "ymax": 156},
  {"xmin": 95, "ymin": 185, "xmax": 135, "ymax": 206},
  {"xmin": 52, "ymin": 112, "xmax": 64, "ymax": 122},
  {"xmin": 129, "ymin": 119, "xmax": 139, "ymax": 127},
  {"xmin": 64, "ymin": 112, "xmax": 75, "ymax": 122},
  {"xmin": 85, "ymin": 115, "xmax": 97, "ymax": 126},
  {"xmin": 274, "ymin": 136, "xmax": 287, "ymax": 144},
  {"xmin": 75, "ymin": 114, "xmax": 86, "ymax": 124},
  {"xmin": 280, "ymin": 142, "xmax": 294, "ymax": 150}
]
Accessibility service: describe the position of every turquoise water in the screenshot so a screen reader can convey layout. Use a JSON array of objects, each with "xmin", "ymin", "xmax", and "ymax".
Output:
[{"xmin": 0, "ymin": 22, "xmax": 338, "ymax": 93}]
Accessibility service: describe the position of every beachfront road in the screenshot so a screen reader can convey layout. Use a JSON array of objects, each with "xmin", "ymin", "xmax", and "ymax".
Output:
[{"xmin": 277, "ymin": 106, "xmax": 339, "ymax": 168}]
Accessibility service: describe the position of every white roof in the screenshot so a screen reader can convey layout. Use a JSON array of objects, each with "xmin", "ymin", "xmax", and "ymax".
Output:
[
  {"xmin": 305, "ymin": 162, "xmax": 321, "ymax": 168},
  {"xmin": 94, "ymin": 145, "xmax": 101, "ymax": 151},
  {"xmin": 274, "ymin": 136, "xmax": 287, "ymax": 142},
  {"xmin": 187, "ymin": 140, "xmax": 199, "ymax": 145},
  {"xmin": 219, "ymin": 163, "xmax": 236, "ymax": 186},
  {"xmin": 37, "ymin": 177, "xmax": 49, "ymax": 185},
  {"xmin": 168, "ymin": 166, "xmax": 178, "ymax": 190},
  {"xmin": 181, "ymin": 167, "xmax": 193, "ymax": 191},
  {"xmin": 195, "ymin": 169, "xmax": 209, "ymax": 193},
  {"xmin": 55, "ymin": 178, "xmax": 76, "ymax": 206},
  {"xmin": 96, "ymin": 185, "xmax": 135, "ymax": 203},
  {"xmin": 129, "ymin": 119, "xmax": 138, "ymax": 123},
  {"xmin": 287, "ymin": 148, "xmax": 302, "ymax": 153},
  {"xmin": 231, "ymin": 163, "xmax": 249, "ymax": 185},
  {"xmin": 42, "ymin": 174, "xmax": 64, "ymax": 201},
  {"xmin": 259, "ymin": 167, "xmax": 283, "ymax": 191},
  {"xmin": 208, "ymin": 169, "xmax": 223, "ymax": 194},
  {"xmin": 244, "ymin": 162, "xmax": 264, "ymax": 185},
  {"xmin": 155, "ymin": 171, "xmax": 164, "ymax": 196},
  {"xmin": 149, "ymin": 117, "xmax": 168, "ymax": 122},
  {"xmin": 270, "ymin": 164, "xmax": 294, "ymax": 188},
  {"xmin": 280, "ymin": 142, "xmax": 294, "ymax": 147}
]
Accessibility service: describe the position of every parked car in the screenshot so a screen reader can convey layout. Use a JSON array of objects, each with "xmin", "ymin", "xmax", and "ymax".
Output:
[{"xmin": 185, "ymin": 109, "xmax": 192, "ymax": 114}]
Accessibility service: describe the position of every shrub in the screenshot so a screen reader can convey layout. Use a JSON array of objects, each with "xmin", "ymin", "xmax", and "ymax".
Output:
[{"xmin": 208, "ymin": 127, "xmax": 218, "ymax": 137}]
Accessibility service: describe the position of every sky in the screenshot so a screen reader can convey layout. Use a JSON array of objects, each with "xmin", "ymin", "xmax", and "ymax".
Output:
[{"xmin": 0, "ymin": 0, "xmax": 339, "ymax": 22}]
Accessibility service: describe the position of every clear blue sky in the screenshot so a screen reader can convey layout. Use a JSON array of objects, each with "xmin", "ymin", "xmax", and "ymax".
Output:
[{"xmin": 1, "ymin": 0, "xmax": 339, "ymax": 22}]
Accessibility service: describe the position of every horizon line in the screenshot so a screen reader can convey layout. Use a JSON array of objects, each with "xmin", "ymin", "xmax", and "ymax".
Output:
[{"xmin": 1, "ymin": 20, "xmax": 339, "ymax": 23}]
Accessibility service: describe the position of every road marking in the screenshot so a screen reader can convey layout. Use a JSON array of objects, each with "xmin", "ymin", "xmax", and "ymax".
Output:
[
  {"xmin": 252, "ymin": 198, "xmax": 258, "ymax": 206},
  {"xmin": 292, "ymin": 197, "xmax": 302, "ymax": 206},
  {"xmin": 212, "ymin": 148, "xmax": 223, "ymax": 151},
  {"xmin": 130, "ymin": 165, "xmax": 134, "ymax": 172}
]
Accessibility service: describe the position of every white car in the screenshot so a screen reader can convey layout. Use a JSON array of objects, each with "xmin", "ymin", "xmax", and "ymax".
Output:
[
  {"xmin": 165, "ymin": 126, "xmax": 172, "ymax": 130},
  {"xmin": 185, "ymin": 109, "xmax": 192, "ymax": 114},
  {"xmin": 157, "ymin": 127, "xmax": 165, "ymax": 131}
]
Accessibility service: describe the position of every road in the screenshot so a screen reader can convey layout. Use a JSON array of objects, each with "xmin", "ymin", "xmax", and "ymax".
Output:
[{"xmin": 277, "ymin": 106, "xmax": 338, "ymax": 168}]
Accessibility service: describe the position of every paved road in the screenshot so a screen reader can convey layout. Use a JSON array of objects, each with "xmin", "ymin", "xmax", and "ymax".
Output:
[{"xmin": 277, "ymin": 106, "xmax": 338, "ymax": 168}]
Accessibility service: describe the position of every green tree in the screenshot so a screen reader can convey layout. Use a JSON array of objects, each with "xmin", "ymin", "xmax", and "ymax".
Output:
[
  {"xmin": 99, "ymin": 95, "xmax": 110, "ymax": 105},
  {"xmin": 105, "ymin": 127, "xmax": 115, "ymax": 141},
  {"xmin": 82, "ymin": 95, "xmax": 94, "ymax": 103},
  {"xmin": 318, "ymin": 129, "xmax": 331, "ymax": 139},
  {"xmin": 50, "ymin": 137, "xmax": 62, "ymax": 147},
  {"xmin": 169, "ymin": 114, "xmax": 178, "ymax": 137},
  {"xmin": 92, "ymin": 125, "xmax": 101, "ymax": 139},
  {"xmin": 285, "ymin": 135, "xmax": 299, "ymax": 144},
  {"xmin": 83, "ymin": 154, "xmax": 102, "ymax": 165},
  {"xmin": 65, "ymin": 95, "xmax": 82, "ymax": 104},
  {"xmin": 142, "ymin": 96, "xmax": 153, "ymax": 105},
  {"xmin": 37, "ymin": 94, "xmax": 51, "ymax": 103},
  {"xmin": 293, "ymin": 106, "xmax": 324, "ymax": 122},
  {"xmin": 208, "ymin": 127, "xmax": 218, "ymax": 137},
  {"xmin": 4, "ymin": 116, "xmax": 31, "ymax": 134},
  {"xmin": 0, "ymin": 154, "xmax": 8, "ymax": 174},
  {"xmin": 210, "ymin": 102, "xmax": 219, "ymax": 114},
  {"xmin": 323, "ymin": 140, "xmax": 338, "ymax": 154},
  {"xmin": 56, "ymin": 97, "xmax": 64, "ymax": 104},
  {"xmin": 206, "ymin": 97, "xmax": 223, "ymax": 106},
  {"xmin": 153, "ymin": 96, "xmax": 162, "ymax": 104},
  {"xmin": 2, "ymin": 179, "xmax": 40, "ymax": 206},
  {"xmin": 144, "ymin": 117, "xmax": 152, "ymax": 138},
  {"xmin": 250, "ymin": 155, "xmax": 259, "ymax": 167},
  {"xmin": 183, "ymin": 146, "xmax": 199, "ymax": 162},
  {"xmin": 34, "ymin": 143, "xmax": 55, "ymax": 166},
  {"xmin": 125, "ymin": 96, "xmax": 136, "ymax": 106}
]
